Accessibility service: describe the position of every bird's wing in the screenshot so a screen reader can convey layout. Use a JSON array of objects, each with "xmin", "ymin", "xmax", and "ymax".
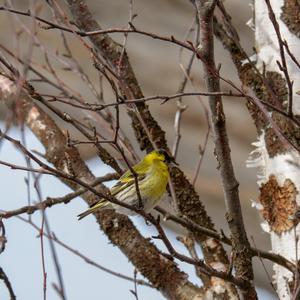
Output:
[{"xmin": 111, "ymin": 162, "xmax": 148, "ymax": 196}]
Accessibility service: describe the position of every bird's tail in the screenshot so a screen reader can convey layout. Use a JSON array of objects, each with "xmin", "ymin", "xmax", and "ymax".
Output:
[{"xmin": 77, "ymin": 200, "xmax": 108, "ymax": 220}]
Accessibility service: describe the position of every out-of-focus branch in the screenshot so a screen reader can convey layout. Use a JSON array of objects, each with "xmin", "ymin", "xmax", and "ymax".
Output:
[
  {"xmin": 0, "ymin": 267, "xmax": 16, "ymax": 300},
  {"xmin": 177, "ymin": 235, "xmax": 205, "ymax": 282},
  {"xmin": 0, "ymin": 74, "xmax": 204, "ymax": 300},
  {"xmin": 195, "ymin": 0, "xmax": 257, "ymax": 299}
]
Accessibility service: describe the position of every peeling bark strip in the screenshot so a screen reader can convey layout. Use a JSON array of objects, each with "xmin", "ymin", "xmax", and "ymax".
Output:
[
  {"xmin": 0, "ymin": 75, "xmax": 204, "ymax": 300},
  {"xmin": 259, "ymin": 175, "xmax": 298, "ymax": 233},
  {"xmin": 65, "ymin": 0, "xmax": 238, "ymax": 294}
]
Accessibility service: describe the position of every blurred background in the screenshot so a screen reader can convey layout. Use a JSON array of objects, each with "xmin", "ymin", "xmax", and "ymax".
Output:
[{"xmin": 0, "ymin": 0, "xmax": 275, "ymax": 299}]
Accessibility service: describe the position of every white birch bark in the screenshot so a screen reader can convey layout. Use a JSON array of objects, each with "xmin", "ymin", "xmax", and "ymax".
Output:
[{"xmin": 248, "ymin": 1, "xmax": 300, "ymax": 298}]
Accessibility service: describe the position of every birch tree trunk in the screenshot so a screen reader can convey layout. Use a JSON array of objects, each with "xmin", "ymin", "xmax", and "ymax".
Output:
[{"xmin": 248, "ymin": 1, "xmax": 300, "ymax": 298}]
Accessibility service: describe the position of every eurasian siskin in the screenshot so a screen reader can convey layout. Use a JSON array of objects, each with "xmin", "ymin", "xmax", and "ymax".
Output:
[{"xmin": 78, "ymin": 149, "xmax": 174, "ymax": 219}]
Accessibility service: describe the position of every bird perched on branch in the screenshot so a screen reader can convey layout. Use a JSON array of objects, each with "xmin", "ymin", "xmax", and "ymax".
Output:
[{"xmin": 78, "ymin": 149, "xmax": 176, "ymax": 220}]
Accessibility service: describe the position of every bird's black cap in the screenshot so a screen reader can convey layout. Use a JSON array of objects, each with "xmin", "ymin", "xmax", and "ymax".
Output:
[{"xmin": 157, "ymin": 149, "xmax": 178, "ymax": 165}]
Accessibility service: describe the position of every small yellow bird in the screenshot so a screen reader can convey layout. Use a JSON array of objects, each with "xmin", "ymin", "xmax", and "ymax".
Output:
[{"xmin": 78, "ymin": 149, "xmax": 175, "ymax": 220}]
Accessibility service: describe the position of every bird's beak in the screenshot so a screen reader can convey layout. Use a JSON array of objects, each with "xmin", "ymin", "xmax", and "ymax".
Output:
[{"xmin": 170, "ymin": 157, "xmax": 179, "ymax": 166}]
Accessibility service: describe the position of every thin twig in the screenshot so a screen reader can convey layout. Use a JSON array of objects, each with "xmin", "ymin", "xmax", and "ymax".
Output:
[
  {"xmin": 177, "ymin": 235, "xmax": 204, "ymax": 282},
  {"xmin": 250, "ymin": 236, "xmax": 277, "ymax": 295},
  {"xmin": 33, "ymin": 173, "xmax": 67, "ymax": 300},
  {"xmin": 192, "ymin": 129, "xmax": 210, "ymax": 186},
  {"xmin": 0, "ymin": 174, "xmax": 118, "ymax": 219},
  {"xmin": 264, "ymin": 0, "xmax": 294, "ymax": 116},
  {"xmin": 283, "ymin": 40, "xmax": 300, "ymax": 70},
  {"xmin": 172, "ymin": 14, "xmax": 199, "ymax": 158},
  {"xmin": 130, "ymin": 269, "xmax": 139, "ymax": 300},
  {"xmin": 0, "ymin": 219, "xmax": 6, "ymax": 254}
]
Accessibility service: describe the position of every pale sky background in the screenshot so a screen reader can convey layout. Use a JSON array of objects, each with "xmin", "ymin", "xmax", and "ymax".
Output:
[{"xmin": 0, "ymin": 123, "xmax": 275, "ymax": 299}]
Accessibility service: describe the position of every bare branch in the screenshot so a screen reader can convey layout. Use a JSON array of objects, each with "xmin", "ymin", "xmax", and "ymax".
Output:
[
  {"xmin": 0, "ymin": 173, "xmax": 118, "ymax": 219},
  {"xmin": 264, "ymin": 0, "xmax": 294, "ymax": 116},
  {"xmin": 0, "ymin": 267, "xmax": 16, "ymax": 300},
  {"xmin": 195, "ymin": 0, "xmax": 257, "ymax": 298}
]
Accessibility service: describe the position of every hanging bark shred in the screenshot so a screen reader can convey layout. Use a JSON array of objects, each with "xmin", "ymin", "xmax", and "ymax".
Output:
[{"xmin": 259, "ymin": 175, "xmax": 298, "ymax": 233}]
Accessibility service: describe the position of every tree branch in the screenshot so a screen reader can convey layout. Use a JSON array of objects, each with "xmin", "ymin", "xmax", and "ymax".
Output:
[
  {"xmin": 195, "ymin": 1, "xmax": 257, "ymax": 298},
  {"xmin": 0, "ymin": 173, "xmax": 118, "ymax": 219},
  {"xmin": 0, "ymin": 267, "xmax": 16, "ymax": 300}
]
